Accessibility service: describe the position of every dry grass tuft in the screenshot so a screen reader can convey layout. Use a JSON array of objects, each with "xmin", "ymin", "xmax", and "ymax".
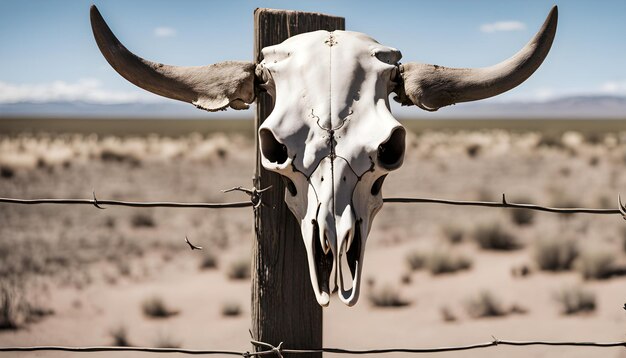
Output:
[
  {"xmin": 426, "ymin": 249, "xmax": 472, "ymax": 275},
  {"xmin": 227, "ymin": 257, "xmax": 250, "ymax": 280},
  {"xmin": 534, "ymin": 237, "xmax": 579, "ymax": 271},
  {"xmin": 576, "ymin": 247, "xmax": 616, "ymax": 280},
  {"xmin": 199, "ymin": 250, "xmax": 218, "ymax": 270},
  {"xmin": 109, "ymin": 325, "xmax": 132, "ymax": 347},
  {"xmin": 130, "ymin": 213, "xmax": 156, "ymax": 228},
  {"xmin": 153, "ymin": 331, "xmax": 181, "ymax": 349},
  {"xmin": 465, "ymin": 290, "xmax": 507, "ymax": 318},
  {"xmin": 221, "ymin": 301, "xmax": 242, "ymax": 317},
  {"xmin": 405, "ymin": 250, "xmax": 427, "ymax": 271},
  {"xmin": 440, "ymin": 306, "xmax": 457, "ymax": 322},
  {"xmin": 0, "ymin": 281, "xmax": 53, "ymax": 330},
  {"xmin": 406, "ymin": 248, "xmax": 472, "ymax": 275},
  {"xmin": 441, "ymin": 224, "xmax": 465, "ymax": 244},
  {"xmin": 368, "ymin": 284, "xmax": 410, "ymax": 308},
  {"xmin": 473, "ymin": 223, "xmax": 521, "ymax": 251},
  {"xmin": 554, "ymin": 286, "xmax": 596, "ymax": 315},
  {"xmin": 141, "ymin": 296, "xmax": 178, "ymax": 318},
  {"xmin": 509, "ymin": 203, "xmax": 535, "ymax": 226}
]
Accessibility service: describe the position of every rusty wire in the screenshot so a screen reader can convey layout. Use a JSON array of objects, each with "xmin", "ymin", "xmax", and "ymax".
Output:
[
  {"xmin": 1, "ymin": 338, "xmax": 624, "ymax": 356},
  {"xmin": 0, "ymin": 187, "xmax": 265, "ymax": 209},
  {"xmin": 383, "ymin": 193, "xmax": 626, "ymax": 217},
  {"xmin": 1, "ymin": 191, "xmax": 625, "ymax": 219}
]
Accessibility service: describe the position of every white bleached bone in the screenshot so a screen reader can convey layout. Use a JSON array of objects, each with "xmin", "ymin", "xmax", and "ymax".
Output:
[{"xmin": 92, "ymin": 5, "xmax": 557, "ymax": 306}]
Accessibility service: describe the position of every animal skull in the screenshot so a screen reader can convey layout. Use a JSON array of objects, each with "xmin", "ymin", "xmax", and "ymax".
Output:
[{"xmin": 90, "ymin": 5, "xmax": 557, "ymax": 306}]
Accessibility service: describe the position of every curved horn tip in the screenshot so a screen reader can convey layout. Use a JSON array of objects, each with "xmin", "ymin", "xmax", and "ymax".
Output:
[
  {"xmin": 90, "ymin": 4, "xmax": 102, "ymax": 22},
  {"xmin": 397, "ymin": 5, "xmax": 559, "ymax": 111}
]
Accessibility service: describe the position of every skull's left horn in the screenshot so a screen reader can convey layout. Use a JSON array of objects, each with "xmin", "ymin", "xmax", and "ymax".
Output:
[
  {"xmin": 395, "ymin": 5, "xmax": 558, "ymax": 111},
  {"xmin": 90, "ymin": 5, "xmax": 255, "ymax": 111}
]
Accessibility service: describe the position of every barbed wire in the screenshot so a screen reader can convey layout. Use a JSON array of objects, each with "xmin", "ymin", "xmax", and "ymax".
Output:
[
  {"xmin": 384, "ymin": 193, "xmax": 626, "ymax": 217},
  {"xmin": 0, "ymin": 186, "xmax": 272, "ymax": 210},
  {"xmin": 1, "ymin": 338, "xmax": 624, "ymax": 356},
  {"xmin": 1, "ymin": 191, "xmax": 625, "ymax": 218}
]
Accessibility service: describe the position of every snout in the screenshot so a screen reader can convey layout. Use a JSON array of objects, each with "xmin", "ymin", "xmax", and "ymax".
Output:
[{"xmin": 301, "ymin": 156, "xmax": 366, "ymax": 306}]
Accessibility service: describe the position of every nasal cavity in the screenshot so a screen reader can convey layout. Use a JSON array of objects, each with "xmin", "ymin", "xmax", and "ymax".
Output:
[
  {"xmin": 370, "ymin": 175, "xmax": 387, "ymax": 196},
  {"xmin": 259, "ymin": 128, "xmax": 288, "ymax": 164},
  {"xmin": 377, "ymin": 127, "xmax": 406, "ymax": 170}
]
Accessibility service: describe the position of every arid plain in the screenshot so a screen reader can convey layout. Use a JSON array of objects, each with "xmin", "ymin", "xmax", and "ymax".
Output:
[{"xmin": 1, "ymin": 120, "xmax": 625, "ymax": 358}]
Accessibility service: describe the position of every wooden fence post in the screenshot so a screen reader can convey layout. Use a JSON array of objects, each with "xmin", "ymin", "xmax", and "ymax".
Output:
[{"xmin": 252, "ymin": 8, "xmax": 345, "ymax": 357}]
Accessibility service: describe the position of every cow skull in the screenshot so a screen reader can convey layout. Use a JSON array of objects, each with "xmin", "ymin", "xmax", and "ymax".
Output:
[{"xmin": 90, "ymin": 5, "xmax": 557, "ymax": 306}]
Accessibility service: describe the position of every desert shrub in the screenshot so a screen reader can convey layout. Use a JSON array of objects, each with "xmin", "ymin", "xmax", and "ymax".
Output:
[
  {"xmin": 554, "ymin": 286, "xmax": 596, "ymax": 314},
  {"xmin": 141, "ymin": 296, "xmax": 178, "ymax": 318},
  {"xmin": 368, "ymin": 284, "xmax": 410, "ymax": 308},
  {"xmin": 511, "ymin": 264, "xmax": 531, "ymax": 278},
  {"xmin": 103, "ymin": 216, "xmax": 117, "ymax": 229},
  {"xmin": 510, "ymin": 208, "xmax": 534, "ymax": 226},
  {"xmin": 441, "ymin": 224, "xmax": 465, "ymax": 244},
  {"xmin": 465, "ymin": 291, "xmax": 507, "ymax": 318},
  {"xmin": 400, "ymin": 273, "xmax": 412, "ymax": 285},
  {"xmin": 0, "ymin": 281, "xmax": 53, "ymax": 330},
  {"xmin": 508, "ymin": 304, "xmax": 528, "ymax": 315},
  {"xmin": 405, "ymin": 250, "xmax": 427, "ymax": 271},
  {"xmin": 473, "ymin": 223, "xmax": 521, "ymax": 250},
  {"xmin": 221, "ymin": 301, "xmax": 241, "ymax": 317},
  {"xmin": 0, "ymin": 166, "xmax": 14, "ymax": 179},
  {"xmin": 426, "ymin": 249, "xmax": 472, "ymax": 275},
  {"xmin": 537, "ymin": 132, "xmax": 563, "ymax": 148},
  {"xmin": 576, "ymin": 248, "xmax": 616, "ymax": 280},
  {"xmin": 109, "ymin": 325, "xmax": 131, "ymax": 346},
  {"xmin": 440, "ymin": 306, "xmax": 457, "ymax": 322},
  {"xmin": 227, "ymin": 257, "xmax": 250, "ymax": 280},
  {"xmin": 534, "ymin": 238, "xmax": 579, "ymax": 271},
  {"xmin": 100, "ymin": 149, "xmax": 141, "ymax": 166},
  {"xmin": 153, "ymin": 332, "xmax": 181, "ymax": 348},
  {"xmin": 0, "ymin": 285, "xmax": 20, "ymax": 330},
  {"xmin": 407, "ymin": 248, "xmax": 472, "ymax": 274},
  {"xmin": 130, "ymin": 213, "xmax": 156, "ymax": 228},
  {"xmin": 199, "ymin": 250, "xmax": 218, "ymax": 270},
  {"xmin": 466, "ymin": 143, "xmax": 481, "ymax": 158}
]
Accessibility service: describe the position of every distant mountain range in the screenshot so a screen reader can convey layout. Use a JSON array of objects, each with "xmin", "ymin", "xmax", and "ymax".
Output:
[{"xmin": 1, "ymin": 95, "xmax": 625, "ymax": 119}]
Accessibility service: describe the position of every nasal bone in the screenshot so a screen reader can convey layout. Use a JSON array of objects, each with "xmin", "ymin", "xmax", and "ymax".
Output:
[{"xmin": 309, "ymin": 157, "xmax": 358, "ymax": 256}]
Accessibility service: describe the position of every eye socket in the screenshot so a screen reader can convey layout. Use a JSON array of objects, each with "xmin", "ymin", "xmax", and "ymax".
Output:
[
  {"xmin": 259, "ymin": 128, "xmax": 288, "ymax": 165},
  {"xmin": 377, "ymin": 127, "xmax": 406, "ymax": 170},
  {"xmin": 370, "ymin": 175, "xmax": 387, "ymax": 196}
]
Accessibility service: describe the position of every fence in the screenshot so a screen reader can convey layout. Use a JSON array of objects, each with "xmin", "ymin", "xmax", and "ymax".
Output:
[
  {"xmin": 1, "ymin": 187, "xmax": 625, "ymax": 355},
  {"xmin": 1, "ymin": 338, "xmax": 625, "ymax": 355}
]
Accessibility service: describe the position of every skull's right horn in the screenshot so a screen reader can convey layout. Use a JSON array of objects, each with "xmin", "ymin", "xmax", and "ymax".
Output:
[
  {"xmin": 90, "ymin": 5, "xmax": 256, "ymax": 111},
  {"xmin": 395, "ymin": 6, "xmax": 558, "ymax": 111}
]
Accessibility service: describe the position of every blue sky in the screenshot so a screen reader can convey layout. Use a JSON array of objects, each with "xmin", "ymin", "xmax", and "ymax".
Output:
[{"xmin": 1, "ymin": 0, "xmax": 625, "ymax": 109}]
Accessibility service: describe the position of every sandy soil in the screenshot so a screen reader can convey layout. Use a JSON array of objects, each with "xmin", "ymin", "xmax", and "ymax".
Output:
[{"xmin": 0, "ymin": 130, "xmax": 625, "ymax": 358}]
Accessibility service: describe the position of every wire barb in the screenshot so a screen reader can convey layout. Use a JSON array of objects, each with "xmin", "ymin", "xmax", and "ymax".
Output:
[
  {"xmin": 222, "ymin": 186, "xmax": 272, "ymax": 209},
  {"xmin": 1, "ymin": 339, "xmax": 624, "ymax": 355},
  {"xmin": 92, "ymin": 191, "xmax": 105, "ymax": 210},
  {"xmin": 184, "ymin": 235, "xmax": 202, "ymax": 250},
  {"xmin": 0, "ymin": 193, "xmax": 255, "ymax": 209},
  {"xmin": 1, "ymin": 190, "xmax": 625, "ymax": 218},
  {"xmin": 383, "ymin": 194, "xmax": 624, "ymax": 216},
  {"xmin": 618, "ymin": 194, "xmax": 626, "ymax": 220}
]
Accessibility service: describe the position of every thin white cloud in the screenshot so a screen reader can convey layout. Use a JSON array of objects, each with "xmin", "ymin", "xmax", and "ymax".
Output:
[
  {"xmin": 600, "ymin": 80, "xmax": 626, "ymax": 95},
  {"xmin": 0, "ymin": 79, "xmax": 158, "ymax": 104},
  {"xmin": 494, "ymin": 80, "xmax": 626, "ymax": 103},
  {"xmin": 154, "ymin": 26, "xmax": 176, "ymax": 38},
  {"xmin": 480, "ymin": 21, "xmax": 526, "ymax": 33}
]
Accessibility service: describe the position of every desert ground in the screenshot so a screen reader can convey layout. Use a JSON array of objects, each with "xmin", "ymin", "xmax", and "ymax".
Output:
[{"xmin": 0, "ymin": 121, "xmax": 625, "ymax": 357}]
